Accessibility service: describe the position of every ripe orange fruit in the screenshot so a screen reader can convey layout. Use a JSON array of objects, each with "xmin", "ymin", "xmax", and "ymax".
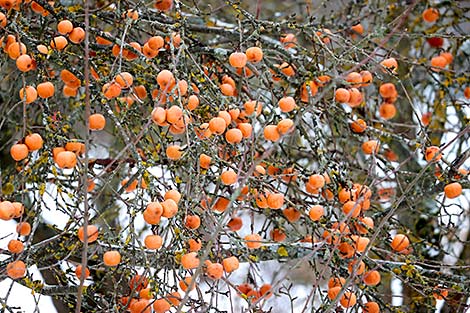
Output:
[
  {"xmin": 283, "ymin": 207, "xmax": 301, "ymax": 223},
  {"xmin": 181, "ymin": 252, "xmax": 200, "ymax": 269},
  {"xmin": 328, "ymin": 277, "xmax": 346, "ymax": 289},
  {"xmin": 0, "ymin": 12, "xmax": 6, "ymax": 27},
  {"xmin": 10, "ymin": 144, "xmax": 29, "ymax": 161},
  {"xmin": 264, "ymin": 125, "xmax": 280, "ymax": 141},
  {"xmin": 379, "ymin": 83, "xmax": 397, "ymax": 98},
  {"xmin": 209, "ymin": 117, "xmax": 227, "ymax": 135},
  {"xmin": 433, "ymin": 286, "xmax": 448, "ymax": 300},
  {"xmin": 153, "ymin": 298, "xmax": 171, "ymax": 313},
  {"xmin": 161, "ymin": 199, "xmax": 178, "ymax": 218},
  {"xmin": 340, "ymin": 291, "xmax": 357, "ymax": 308},
  {"xmin": 205, "ymin": 262, "xmax": 223, "ymax": 280},
  {"xmin": 221, "ymin": 169, "xmax": 237, "ymax": 185},
  {"xmin": 327, "ymin": 286, "xmax": 341, "ymax": 300},
  {"xmin": 102, "ymin": 82, "xmax": 122, "ymax": 99},
  {"xmin": 16, "ymin": 54, "xmax": 33, "ymax": 72},
  {"xmin": 350, "ymin": 119, "xmax": 367, "ymax": 133},
  {"xmin": 179, "ymin": 276, "xmax": 195, "ymax": 292},
  {"xmin": 55, "ymin": 151, "xmax": 77, "ymax": 168},
  {"xmin": 115, "ymin": 72, "xmax": 134, "ymax": 88},
  {"xmin": 430, "ymin": 55, "xmax": 447, "ymax": 71},
  {"xmin": 222, "ymin": 256, "xmax": 239, "ymax": 273},
  {"xmin": 227, "ymin": 216, "xmax": 243, "ymax": 231},
  {"xmin": 391, "ymin": 234, "xmax": 410, "ymax": 252},
  {"xmin": 75, "ymin": 265, "xmax": 90, "ymax": 279},
  {"xmin": 281, "ymin": 33, "xmax": 297, "ymax": 48},
  {"xmin": 143, "ymin": 202, "xmax": 163, "ymax": 225},
  {"xmin": 8, "ymin": 42, "xmax": 27, "ymax": 59},
  {"xmin": 308, "ymin": 205, "xmax": 324, "ymax": 221},
  {"xmin": 154, "ymin": 0, "xmax": 173, "ymax": 11},
  {"xmin": 199, "ymin": 153, "xmax": 212, "ymax": 169},
  {"xmin": 347, "ymin": 259, "xmax": 365, "ymax": 275},
  {"xmin": 362, "ymin": 140, "xmax": 379, "ymax": 154},
  {"xmin": 422, "ymin": 8, "xmax": 439, "ymax": 23},
  {"xmin": 57, "ymin": 20, "xmax": 73, "ymax": 35},
  {"xmin": 246, "ymin": 47, "xmax": 263, "ymax": 63},
  {"xmin": 225, "ymin": 128, "xmax": 243, "ymax": 144},
  {"xmin": 185, "ymin": 215, "xmax": 201, "ymax": 230},
  {"xmin": 8, "ymin": 239, "xmax": 24, "ymax": 254},
  {"xmin": 166, "ymin": 145, "xmax": 182, "ymax": 160},
  {"xmin": 89, "ymin": 113, "xmax": 106, "ymax": 130},
  {"xmin": 157, "ymin": 69, "xmax": 175, "ymax": 89},
  {"xmin": 25, "ymin": 133, "xmax": 43, "ymax": 151},
  {"xmin": 342, "ymin": 201, "xmax": 361, "ymax": 218},
  {"xmin": 6, "ymin": 260, "xmax": 26, "ymax": 279},
  {"xmin": 103, "ymin": 250, "xmax": 121, "ymax": 266},
  {"xmin": 19, "ymin": 86, "xmax": 38, "ymax": 104},
  {"xmin": 278, "ymin": 96, "xmax": 296, "ymax": 113},
  {"xmin": 144, "ymin": 234, "xmax": 163, "ymax": 249},
  {"xmin": 77, "ymin": 225, "xmax": 99, "ymax": 243},
  {"xmin": 464, "ymin": 86, "xmax": 470, "ymax": 99},
  {"xmin": 363, "ymin": 270, "xmax": 381, "ymax": 286},
  {"xmin": 266, "ymin": 193, "xmax": 284, "ymax": 209},
  {"xmin": 50, "ymin": 36, "xmax": 68, "ymax": 50},
  {"xmin": 425, "ymin": 146, "xmax": 442, "ymax": 162},
  {"xmin": 379, "ymin": 103, "xmax": 397, "ymax": 120},
  {"xmin": 244, "ymin": 233, "xmax": 262, "ymax": 249},
  {"xmin": 363, "ymin": 301, "xmax": 380, "ymax": 313},
  {"xmin": 16, "ymin": 222, "xmax": 32, "ymax": 236},
  {"xmin": 444, "ymin": 182, "xmax": 462, "ymax": 199},
  {"xmin": 37, "ymin": 82, "xmax": 55, "ymax": 98},
  {"xmin": 380, "ymin": 57, "xmax": 398, "ymax": 72},
  {"xmin": 277, "ymin": 119, "xmax": 294, "ymax": 135},
  {"xmin": 69, "ymin": 27, "xmax": 85, "ymax": 44},
  {"xmin": 360, "ymin": 70, "xmax": 373, "ymax": 86},
  {"xmin": 229, "ymin": 52, "xmax": 247, "ymax": 68},
  {"xmin": 346, "ymin": 72, "xmax": 362, "ymax": 85},
  {"xmin": 335, "ymin": 88, "xmax": 350, "ymax": 103}
]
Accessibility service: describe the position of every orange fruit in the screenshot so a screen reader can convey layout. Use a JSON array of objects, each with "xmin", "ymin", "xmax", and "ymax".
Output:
[
  {"xmin": 55, "ymin": 151, "xmax": 77, "ymax": 168},
  {"xmin": 77, "ymin": 225, "xmax": 99, "ymax": 243},
  {"xmin": 229, "ymin": 52, "xmax": 247, "ymax": 68},
  {"xmin": 362, "ymin": 140, "xmax": 379, "ymax": 155},
  {"xmin": 379, "ymin": 103, "xmax": 396, "ymax": 120},
  {"xmin": 103, "ymin": 250, "xmax": 121, "ymax": 266},
  {"xmin": 264, "ymin": 125, "xmax": 280, "ymax": 141},
  {"xmin": 153, "ymin": 298, "xmax": 171, "ymax": 313},
  {"xmin": 244, "ymin": 233, "xmax": 262, "ymax": 249},
  {"xmin": 444, "ymin": 182, "xmax": 462, "ymax": 199},
  {"xmin": 340, "ymin": 291, "xmax": 356, "ymax": 308},
  {"xmin": 16, "ymin": 54, "xmax": 34, "ymax": 72},
  {"xmin": 89, "ymin": 113, "xmax": 106, "ymax": 130},
  {"xmin": 181, "ymin": 252, "xmax": 200, "ymax": 269},
  {"xmin": 278, "ymin": 96, "xmax": 296, "ymax": 113},
  {"xmin": 75, "ymin": 265, "xmax": 90, "ymax": 279},
  {"xmin": 391, "ymin": 234, "xmax": 410, "ymax": 252},
  {"xmin": 6, "ymin": 260, "xmax": 26, "ymax": 279},
  {"xmin": 308, "ymin": 205, "xmax": 324, "ymax": 221},
  {"xmin": 335, "ymin": 88, "xmax": 350, "ymax": 103},
  {"xmin": 19, "ymin": 86, "xmax": 38, "ymax": 104},
  {"xmin": 144, "ymin": 234, "xmax": 163, "ymax": 249},
  {"xmin": 161, "ymin": 199, "xmax": 178, "ymax": 218},
  {"xmin": 363, "ymin": 270, "xmax": 381, "ymax": 286},
  {"xmin": 69, "ymin": 27, "xmax": 85, "ymax": 44},
  {"xmin": 184, "ymin": 215, "xmax": 201, "ymax": 230},
  {"xmin": 8, "ymin": 239, "xmax": 24, "ymax": 254},
  {"xmin": 205, "ymin": 262, "xmax": 223, "ymax": 280},
  {"xmin": 57, "ymin": 20, "xmax": 73, "ymax": 35},
  {"xmin": 37, "ymin": 82, "xmax": 55, "ymax": 98},
  {"xmin": 220, "ymin": 169, "xmax": 237, "ymax": 185},
  {"xmin": 363, "ymin": 301, "xmax": 380, "ymax": 313},
  {"xmin": 350, "ymin": 119, "xmax": 367, "ymax": 133},
  {"xmin": 10, "ymin": 144, "xmax": 29, "ymax": 161},
  {"xmin": 16, "ymin": 222, "xmax": 31, "ymax": 236},
  {"xmin": 245, "ymin": 47, "xmax": 263, "ymax": 63},
  {"xmin": 225, "ymin": 128, "xmax": 243, "ymax": 144},
  {"xmin": 166, "ymin": 145, "xmax": 182, "ymax": 160},
  {"xmin": 422, "ymin": 8, "xmax": 439, "ymax": 23},
  {"xmin": 222, "ymin": 256, "xmax": 239, "ymax": 273},
  {"xmin": 50, "ymin": 36, "xmax": 68, "ymax": 50},
  {"xmin": 25, "ymin": 133, "xmax": 43, "ymax": 151},
  {"xmin": 425, "ymin": 146, "xmax": 442, "ymax": 162}
]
